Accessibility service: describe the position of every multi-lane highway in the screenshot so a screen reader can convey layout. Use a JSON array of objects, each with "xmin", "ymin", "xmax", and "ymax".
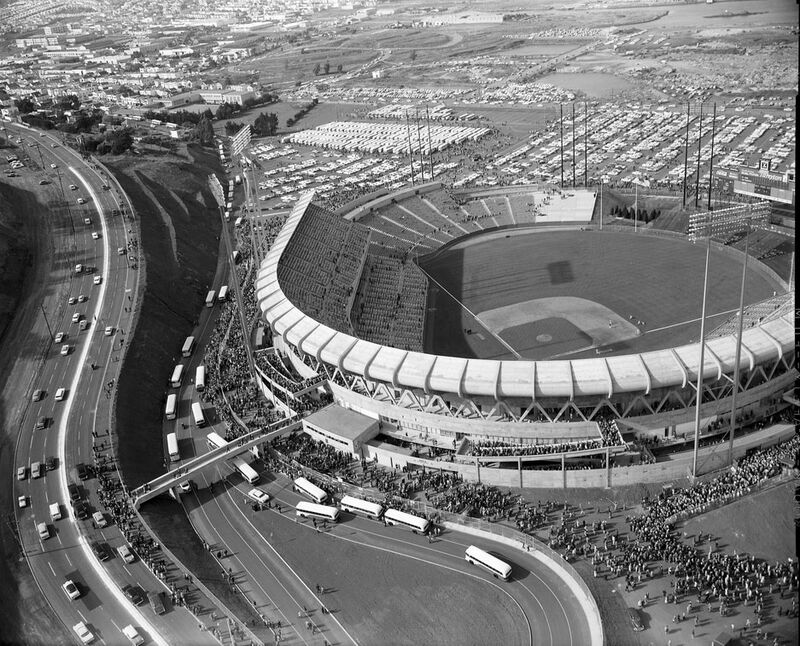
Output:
[{"xmin": 5, "ymin": 123, "xmax": 214, "ymax": 646}]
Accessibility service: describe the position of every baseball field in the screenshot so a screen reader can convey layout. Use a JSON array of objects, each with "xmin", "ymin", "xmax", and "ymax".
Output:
[{"xmin": 420, "ymin": 228, "xmax": 782, "ymax": 361}]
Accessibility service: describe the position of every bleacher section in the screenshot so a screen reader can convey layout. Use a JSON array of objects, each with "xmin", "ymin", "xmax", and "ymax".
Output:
[
  {"xmin": 351, "ymin": 251, "xmax": 427, "ymax": 351},
  {"xmin": 707, "ymin": 292, "xmax": 794, "ymax": 340},
  {"xmin": 277, "ymin": 204, "xmax": 371, "ymax": 334}
]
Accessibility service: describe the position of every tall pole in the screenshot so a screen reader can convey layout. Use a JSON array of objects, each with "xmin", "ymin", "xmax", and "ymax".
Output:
[
  {"xmin": 425, "ymin": 104, "xmax": 434, "ymax": 180},
  {"xmin": 707, "ymin": 102, "xmax": 716, "ymax": 211},
  {"xmin": 727, "ymin": 228, "xmax": 749, "ymax": 466},
  {"xmin": 683, "ymin": 101, "xmax": 690, "ymax": 208},
  {"xmin": 40, "ymin": 303, "xmax": 54, "ymax": 341},
  {"xmin": 571, "ymin": 102, "xmax": 576, "ymax": 189},
  {"xmin": 695, "ymin": 102, "xmax": 703, "ymax": 208},
  {"xmin": 599, "ymin": 178, "xmax": 603, "ymax": 230},
  {"xmin": 634, "ymin": 180, "xmax": 638, "ymax": 233},
  {"xmin": 584, "ymin": 101, "xmax": 588, "ymax": 188},
  {"xmin": 405, "ymin": 111, "xmax": 416, "ymax": 186},
  {"xmin": 692, "ymin": 238, "xmax": 712, "ymax": 478},
  {"xmin": 414, "ymin": 108, "xmax": 426, "ymax": 182},
  {"xmin": 559, "ymin": 104, "xmax": 565, "ymax": 190}
]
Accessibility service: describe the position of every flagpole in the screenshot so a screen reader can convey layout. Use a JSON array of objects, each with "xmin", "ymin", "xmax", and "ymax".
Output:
[
  {"xmin": 727, "ymin": 227, "xmax": 749, "ymax": 466},
  {"xmin": 692, "ymin": 236, "xmax": 712, "ymax": 478}
]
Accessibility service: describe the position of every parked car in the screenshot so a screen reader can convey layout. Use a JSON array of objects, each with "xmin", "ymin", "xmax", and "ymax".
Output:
[{"xmin": 90, "ymin": 542, "xmax": 111, "ymax": 561}]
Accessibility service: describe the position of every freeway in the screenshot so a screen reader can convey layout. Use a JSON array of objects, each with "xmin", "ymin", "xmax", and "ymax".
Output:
[{"xmin": 4, "ymin": 123, "xmax": 215, "ymax": 646}]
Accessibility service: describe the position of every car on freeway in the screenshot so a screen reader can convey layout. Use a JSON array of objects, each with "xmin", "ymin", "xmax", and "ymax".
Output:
[
  {"xmin": 91, "ymin": 232, "xmax": 100, "ymax": 240},
  {"xmin": 117, "ymin": 544, "xmax": 136, "ymax": 564},
  {"xmin": 117, "ymin": 247, "xmax": 125, "ymax": 255},
  {"xmin": 77, "ymin": 294, "xmax": 87, "ymax": 303},
  {"xmin": 69, "ymin": 184, "xmax": 78, "ymax": 190},
  {"xmin": 628, "ymin": 607, "xmax": 644, "ymax": 632},
  {"xmin": 18, "ymin": 495, "xmax": 27, "ymax": 509},
  {"xmin": 49, "ymin": 163, "xmax": 57, "ymax": 169},
  {"xmin": 111, "ymin": 209, "xmax": 119, "ymax": 216},
  {"xmin": 76, "ymin": 462, "xmax": 90, "ymax": 480},
  {"xmin": 68, "ymin": 296, "xmax": 76, "ymax": 305},
  {"xmin": 73, "ymin": 501, "xmax": 90, "ymax": 520},
  {"xmin": 73, "ymin": 312, "xmax": 82, "ymax": 323},
  {"xmin": 32, "ymin": 389, "xmax": 43, "ymax": 401},
  {"xmin": 122, "ymin": 584, "xmax": 146, "ymax": 606},
  {"xmin": 45, "ymin": 456, "xmax": 57, "ymax": 471},
  {"xmin": 54, "ymin": 387, "xmax": 66, "ymax": 401},
  {"xmin": 54, "ymin": 332, "xmax": 65, "ymax": 343},
  {"xmin": 84, "ymin": 217, "xmax": 91, "ymax": 224},
  {"xmin": 92, "ymin": 511, "xmax": 108, "ymax": 528},
  {"xmin": 60, "ymin": 344, "xmax": 70, "ymax": 356},
  {"xmin": 35, "ymin": 416, "xmax": 48, "ymax": 430},
  {"xmin": 122, "ymin": 624, "xmax": 144, "ymax": 645},
  {"xmin": 90, "ymin": 541, "xmax": 111, "ymax": 561},
  {"xmin": 68, "ymin": 482, "xmax": 81, "ymax": 503},
  {"xmin": 74, "ymin": 263, "xmax": 82, "ymax": 274},
  {"xmin": 178, "ymin": 481, "xmax": 192, "ymax": 493},
  {"xmin": 77, "ymin": 197, "xmax": 86, "ymax": 204},
  {"xmin": 62, "ymin": 579, "xmax": 81, "ymax": 601},
  {"xmin": 101, "ymin": 184, "xmax": 109, "ymax": 190},
  {"xmin": 73, "ymin": 622, "xmax": 94, "ymax": 644},
  {"xmin": 79, "ymin": 319, "xmax": 89, "ymax": 331},
  {"xmin": 51, "ymin": 143, "xmax": 58, "ymax": 148},
  {"xmin": 104, "ymin": 326, "xmax": 114, "ymax": 336},
  {"xmin": 16, "ymin": 466, "xmax": 26, "ymax": 481},
  {"xmin": 247, "ymin": 488, "xmax": 270, "ymax": 505},
  {"xmin": 38, "ymin": 179, "xmax": 49, "ymax": 185},
  {"xmin": 93, "ymin": 276, "xmax": 102, "ymax": 285}
]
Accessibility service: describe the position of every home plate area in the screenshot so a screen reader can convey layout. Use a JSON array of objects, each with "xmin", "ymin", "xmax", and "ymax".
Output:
[{"xmin": 479, "ymin": 297, "xmax": 641, "ymax": 360}]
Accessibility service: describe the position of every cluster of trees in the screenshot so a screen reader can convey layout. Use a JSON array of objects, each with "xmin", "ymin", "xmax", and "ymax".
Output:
[
  {"xmin": 312, "ymin": 61, "xmax": 343, "ymax": 76},
  {"xmin": 81, "ymin": 128, "xmax": 134, "ymax": 155},
  {"xmin": 286, "ymin": 98, "xmax": 319, "ymax": 128},
  {"xmin": 141, "ymin": 108, "xmax": 212, "ymax": 126},
  {"xmin": 611, "ymin": 204, "xmax": 662, "ymax": 223}
]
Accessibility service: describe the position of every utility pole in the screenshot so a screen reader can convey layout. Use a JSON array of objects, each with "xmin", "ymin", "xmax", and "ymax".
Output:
[
  {"xmin": 559, "ymin": 104, "xmax": 564, "ymax": 190},
  {"xmin": 692, "ymin": 237, "xmax": 712, "ymax": 479},
  {"xmin": 40, "ymin": 304, "xmax": 54, "ymax": 341},
  {"xmin": 727, "ymin": 227, "xmax": 749, "ymax": 466},
  {"xmin": 425, "ymin": 104, "xmax": 435, "ymax": 180},
  {"xmin": 571, "ymin": 102, "xmax": 576, "ymax": 189},
  {"xmin": 584, "ymin": 101, "xmax": 588, "ymax": 188},
  {"xmin": 405, "ymin": 111, "xmax": 416, "ymax": 186},
  {"xmin": 414, "ymin": 108, "xmax": 426, "ymax": 183},
  {"xmin": 707, "ymin": 102, "xmax": 716, "ymax": 211},
  {"xmin": 682, "ymin": 101, "xmax": 690, "ymax": 207},
  {"xmin": 695, "ymin": 102, "xmax": 703, "ymax": 208}
]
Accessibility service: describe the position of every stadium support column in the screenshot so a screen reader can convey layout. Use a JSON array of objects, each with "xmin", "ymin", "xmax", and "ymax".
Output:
[
  {"xmin": 692, "ymin": 238, "xmax": 712, "ymax": 478},
  {"xmin": 606, "ymin": 447, "xmax": 611, "ymax": 489},
  {"xmin": 561, "ymin": 454, "xmax": 566, "ymax": 489},
  {"xmin": 571, "ymin": 102, "xmax": 576, "ymax": 189},
  {"xmin": 695, "ymin": 102, "xmax": 703, "ymax": 208},
  {"xmin": 707, "ymin": 103, "xmax": 716, "ymax": 211},
  {"xmin": 727, "ymin": 228, "xmax": 749, "ymax": 467},
  {"xmin": 518, "ymin": 456, "xmax": 523, "ymax": 488},
  {"xmin": 683, "ymin": 102, "xmax": 690, "ymax": 208},
  {"xmin": 560, "ymin": 104, "xmax": 565, "ymax": 190}
]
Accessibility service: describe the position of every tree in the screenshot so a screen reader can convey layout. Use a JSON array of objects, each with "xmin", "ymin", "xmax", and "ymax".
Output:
[
  {"xmin": 253, "ymin": 112, "xmax": 278, "ymax": 137},
  {"xmin": 224, "ymin": 121, "xmax": 244, "ymax": 135},
  {"xmin": 15, "ymin": 97, "xmax": 36, "ymax": 113},
  {"xmin": 104, "ymin": 128, "xmax": 133, "ymax": 155},
  {"xmin": 194, "ymin": 116, "xmax": 214, "ymax": 146},
  {"xmin": 336, "ymin": 63, "xmax": 343, "ymax": 73},
  {"xmin": 323, "ymin": 60, "xmax": 330, "ymax": 75},
  {"xmin": 313, "ymin": 62, "xmax": 321, "ymax": 76},
  {"xmin": 215, "ymin": 103, "xmax": 235, "ymax": 120},
  {"xmin": 410, "ymin": 50, "xmax": 417, "ymax": 62}
]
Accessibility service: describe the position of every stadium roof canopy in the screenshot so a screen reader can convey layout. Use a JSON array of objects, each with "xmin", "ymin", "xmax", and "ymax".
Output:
[{"xmin": 255, "ymin": 192, "xmax": 794, "ymax": 400}]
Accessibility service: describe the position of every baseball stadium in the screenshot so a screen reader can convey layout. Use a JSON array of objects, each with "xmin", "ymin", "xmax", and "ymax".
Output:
[{"xmin": 254, "ymin": 184, "xmax": 795, "ymax": 488}]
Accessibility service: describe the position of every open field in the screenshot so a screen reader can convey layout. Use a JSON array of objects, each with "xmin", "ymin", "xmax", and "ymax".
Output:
[{"xmin": 421, "ymin": 229, "xmax": 781, "ymax": 361}]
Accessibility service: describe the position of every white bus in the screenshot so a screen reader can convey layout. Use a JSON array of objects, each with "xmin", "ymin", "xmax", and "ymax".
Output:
[
  {"xmin": 170, "ymin": 364, "xmax": 184, "ymax": 388},
  {"xmin": 465, "ymin": 545, "xmax": 512, "ymax": 581},
  {"xmin": 165, "ymin": 393, "xmax": 177, "ymax": 420},
  {"xmin": 340, "ymin": 495, "xmax": 383, "ymax": 520},
  {"xmin": 205, "ymin": 290, "xmax": 216, "ymax": 308},
  {"xmin": 295, "ymin": 501, "xmax": 340, "ymax": 522},
  {"xmin": 195, "ymin": 365, "xmax": 206, "ymax": 392},
  {"xmin": 166, "ymin": 432, "xmax": 180, "ymax": 463},
  {"xmin": 181, "ymin": 336, "xmax": 195, "ymax": 357},
  {"xmin": 383, "ymin": 508, "xmax": 430, "ymax": 534},
  {"xmin": 232, "ymin": 457, "xmax": 259, "ymax": 484},
  {"xmin": 191, "ymin": 402, "xmax": 206, "ymax": 427},
  {"xmin": 293, "ymin": 477, "xmax": 327, "ymax": 504},
  {"xmin": 217, "ymin": 285, "xmax": 229, "ymax": 302},
  {"xmin": 206, "ymin": 431, "xmax": 228, "ymax": 451}
]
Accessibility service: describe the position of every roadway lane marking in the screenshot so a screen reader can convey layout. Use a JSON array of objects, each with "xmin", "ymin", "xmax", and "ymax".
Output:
[
  {"xmin": 78, "ymin": 610, "xmax": 88, "ymax": 623},
  {"xmin": 48, "ymin": 562, "xmax": 56, "ymax": 576},
  {"xmin": 65, "ymin": 553, "xmax": 73, "ymax": 568}
]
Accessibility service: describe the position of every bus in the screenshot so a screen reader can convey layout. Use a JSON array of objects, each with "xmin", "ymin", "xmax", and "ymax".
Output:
[
  {"xmin": 166, "ymin": 432, "xmax": 180, "ymax": 463},
  {"xmin": 191, "ymin": 402, "xmax": 206, "ymax": 427},
  {"xmin": 205, "ymin": 290, "xmax": 216, "ymax": 308},
  {"xmin": 170, "ymin": 364, "xmax": 184, "ymax": 388},
  {"xmin": 383, "ymin": 508, "xmax": 430, "ymax": 534},
  {"xmin": 195, "ymin": 365, "xmax": 206, "ymax": 392},
  {"xmin": 217, "ymin": 285, "xmax": 228, "ymax": 302},
  {"xmin": 295, "ymin": 501, "xmax": 340, "ymax": 522},
  {"xmin": 181, "ymin": 336, "xmax": 195, "ymax": 358},
  {"xmin": 340, "ymin": 495, "xmax": 383, "ymax": 520},
  {"xmin": 164, "ymin": 393, "xmax": 177, "ymax": 420},
  {"xmin": 293, "ymin": 477, "xmax": 327, "ymax": 504},
  {"xmin": 206, "ymin": 431, "xmax": 228, "ymax": 451},
  {"xmin": 465, "ymin": 545, "xmax": 512, "ymax": 581},
  {"xmin": 232, "ymin": 457, "xmax": 259, "ymax": 484}
]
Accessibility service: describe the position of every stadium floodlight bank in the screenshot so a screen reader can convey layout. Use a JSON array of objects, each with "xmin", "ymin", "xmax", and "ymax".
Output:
[
  {"xmin": 340, "ymin": 495, "xmax": 384, "ymax": 519},
  {"xmin": 181, "ymin": 336, "xmax": 195, "ymax": 357},
  {"xmin": 293, "ymin": 477, "xmax": 327, "ymax": 504},
  {"xmin": 383, "ymin": 508, "xmax": 430, "ymax": 534},
  {"xmin": 166, "ymin": 432, "xmax": 180, "ymax": 463},
  {"xmin": 206, "ymin": 431, "xmax": 227, "ymax": 450},
  {"xmin": 164, "ymin": 393, "xmax": 177, "ymax": 420},
  {"xmin": 232, "ymin": 457, "xmax": 259, "ymax": 484},
  {"xmin": 465, "ymin": 545, "xmax": 512, "ymax": 581},
  {"xmin": 295, "ymin": 501, "xmax": 340, "ymax": 522},
  {"xmin": 195, "ymin": 365, "xmax": 206, "ymax": 392}
]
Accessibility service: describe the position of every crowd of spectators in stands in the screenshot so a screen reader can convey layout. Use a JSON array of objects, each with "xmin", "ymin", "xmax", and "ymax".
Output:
[{"xmin": 253, "ymin": 352, "xmax": 326, "ymax": 396}]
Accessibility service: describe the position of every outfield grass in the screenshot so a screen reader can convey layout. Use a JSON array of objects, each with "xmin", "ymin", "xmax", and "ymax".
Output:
[{"xmin": 421, "ymin": 229, "xmax": 781, "ymax": 360}]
